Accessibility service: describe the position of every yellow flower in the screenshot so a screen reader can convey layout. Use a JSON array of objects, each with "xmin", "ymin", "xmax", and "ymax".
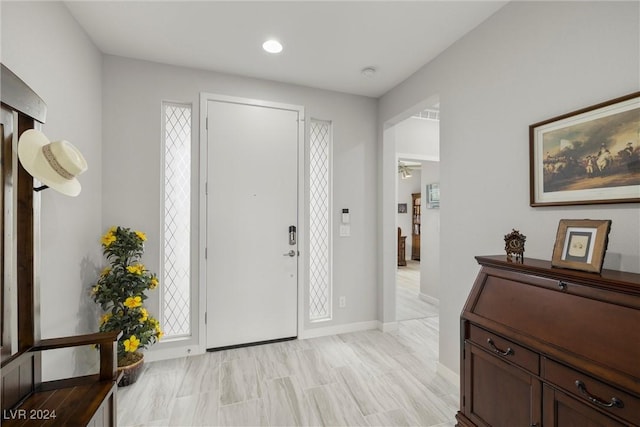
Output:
[
  {"xmin": 156, "ymin": 328, "xmax": 163, "ymax": 340},
  {"xmin": 123, "ymin": 335, "xmax": 140, "ymax": 353},
  {"xmin": 124, "ymin": 296, "xmax": 142, "ymax": 308},
  {"xmin": 135, "ymin": 231, "xmax": 147, "ymax": 241},
  {"xmin": 91, "ymin": 285, "xmax": 100, "ymax": 295},
  {"xmin": 100, "ymin": 313, "xmax": 112, "ymax": 325},
  {"xmin": 149, "ymin": 277, "xmax": 159, "ymax": 289},
  {"xmin": 127, "ymin": 264, "xmax": 145, "ymax": 275},
  {"xmin": 100, "ymin": 267, "xmax": 111, "ymax": 277},
  {"xmin": 101, "ymin": 232, "xmax": 116, "ymax": 247},
  {"xmin": 139, "ymin": 308, "xmax": 148, "ymax": 323}
]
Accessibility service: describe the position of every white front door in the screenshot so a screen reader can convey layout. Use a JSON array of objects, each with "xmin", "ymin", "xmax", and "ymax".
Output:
[{"xmin": 205, "ymin": 96, "xmax": 301, "ymax": 349}]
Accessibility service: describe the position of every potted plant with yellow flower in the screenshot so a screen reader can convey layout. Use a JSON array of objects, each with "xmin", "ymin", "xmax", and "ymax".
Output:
[{"xmin": 92, "ymin": 226, "xmax": 163, "ymax": 386}]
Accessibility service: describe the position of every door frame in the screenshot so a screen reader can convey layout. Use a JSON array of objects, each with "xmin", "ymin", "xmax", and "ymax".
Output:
[
  {"xmin": 198, "ymin": 92, "xmax": 306, "ymax": 348},
  {"xmin": 381, "ymin": 94, "xmax": 440, "ymax": 330}
]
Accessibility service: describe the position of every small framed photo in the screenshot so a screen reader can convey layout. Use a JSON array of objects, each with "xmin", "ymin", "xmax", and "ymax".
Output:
[
  {"xmin": 398, "ymin": 203, "xmax": 407, "ymax": 214},
  {"xmin": 551, "ymin": 219, "xmax": 611, "ymax": 273},
  {"xmin": 426, "ymin": 183, "xmax": 440, "ymax": 209}
]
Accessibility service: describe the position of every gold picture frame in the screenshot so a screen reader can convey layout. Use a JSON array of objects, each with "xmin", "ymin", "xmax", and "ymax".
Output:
[
  {"xmin": 529, "ymin": 91, "xmax": 640, "ymax": 206},
  {"xmin": 551, "ymin": 219, "xmax": 611, "ymax": 273}
]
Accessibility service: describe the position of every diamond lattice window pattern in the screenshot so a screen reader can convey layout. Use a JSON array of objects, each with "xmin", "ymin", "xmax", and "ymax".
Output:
[
  {"xmin": 309, "ymin": 120, "xmax": 332, "ymax": 321},
  {"xmin": 163, "ymin": 103, "xmax": 191, "ymax": 337}
]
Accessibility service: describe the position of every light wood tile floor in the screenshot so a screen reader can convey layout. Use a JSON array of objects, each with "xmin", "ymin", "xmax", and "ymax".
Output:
[
  {"xmin": 117, "ymin": 314, "xmax": 458, "ymax": 427},
  {"xmin": 397, "ymin": 260, "xmax": 437, "ymax": 321}
]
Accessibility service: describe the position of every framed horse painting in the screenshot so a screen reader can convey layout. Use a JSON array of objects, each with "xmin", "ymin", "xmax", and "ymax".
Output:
[{"xmin": 530, "ymin": 91, "xmax": 640, "ymax": 206}]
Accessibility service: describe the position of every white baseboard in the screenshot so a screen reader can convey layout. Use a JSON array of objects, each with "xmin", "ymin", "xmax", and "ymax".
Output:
[
  {"xmin": 419, "ymin": 293, "xmax": 439, "ymax": 306},
  {"xmin": 299, "ymin": 320, "xmax": 379, "ymax": 339},
  {"xmin": 144, "ymin": 343, "xmax": 205, "ymax": 363},
  {"xmin": 436, "ymin": 361, "xmax": 460, "ymax": 386},
  {"xmin": 378, "ymin": 321, "xmax": 399, "ymax": 332}
]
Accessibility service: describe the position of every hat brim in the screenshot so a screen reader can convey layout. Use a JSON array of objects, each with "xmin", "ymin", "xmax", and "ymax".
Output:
[{"xmin": 18, "ymin": 130, "xmax": 81, "ymax": 197}]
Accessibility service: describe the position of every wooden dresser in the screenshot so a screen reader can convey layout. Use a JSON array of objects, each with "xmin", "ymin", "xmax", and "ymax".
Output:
[{"xmin": 456, "ymin": 255, "xmax": 640, "ymax": 427}]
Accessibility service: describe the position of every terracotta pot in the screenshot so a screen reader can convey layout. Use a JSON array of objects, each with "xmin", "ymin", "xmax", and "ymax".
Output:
[{"xmin": 117, "ymin": 354, "xmax": 144, "ymax": 387}]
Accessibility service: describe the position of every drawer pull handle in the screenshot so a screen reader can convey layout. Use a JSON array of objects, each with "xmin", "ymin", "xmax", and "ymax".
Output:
[
  {"xmin": 487, "ymin": 338, "xmax": 514, "ymax": 356},
  {"xmin": 575, "ymin": 380, "xmax": 624, "ymax": 409}
]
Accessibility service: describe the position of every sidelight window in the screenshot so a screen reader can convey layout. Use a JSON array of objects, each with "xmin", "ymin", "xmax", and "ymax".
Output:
[
  {"xmin": 161, "ymin": 102, "xmax": 192, "ymax": 337},
  {"xmin": 309, "ymin": 119, "xmax": 333, "ymax": 321}
]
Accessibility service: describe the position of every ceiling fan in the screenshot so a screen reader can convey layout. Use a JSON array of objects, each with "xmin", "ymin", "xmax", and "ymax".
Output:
[{"xmin": 398, "ymin": 161, "xmax": 421, "ymax": 179}]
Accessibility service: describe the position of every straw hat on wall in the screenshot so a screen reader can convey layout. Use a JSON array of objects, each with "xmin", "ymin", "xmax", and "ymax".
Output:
[{"xmin": 17, "ymin": 129, "xmax": 87, "ymax": 197}]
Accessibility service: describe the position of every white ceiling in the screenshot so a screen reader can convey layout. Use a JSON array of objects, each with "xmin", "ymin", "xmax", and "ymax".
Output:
[{"xmin": 65, "ymin": 1, "xmax": 507, "ymax": 98}]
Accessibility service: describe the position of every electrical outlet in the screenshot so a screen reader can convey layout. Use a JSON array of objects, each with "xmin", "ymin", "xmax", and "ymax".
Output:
[{"xmin": 339, "ymin": 296, "xmax": 346, "ymax": 308}]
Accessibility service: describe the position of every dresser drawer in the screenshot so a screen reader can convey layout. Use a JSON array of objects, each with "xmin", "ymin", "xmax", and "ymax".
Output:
[
  {"xmin": 468, "ymin": 325, "xmax": 539, "ymax": 374},
  {"xmin": 543, "ymin": 358, "xmax": 640, "ymax": 426}
]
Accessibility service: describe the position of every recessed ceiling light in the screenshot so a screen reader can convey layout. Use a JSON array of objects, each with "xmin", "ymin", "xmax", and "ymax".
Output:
[{"xmin": 263, "ymin": 39, "xmax": 283, "ymax": 54}]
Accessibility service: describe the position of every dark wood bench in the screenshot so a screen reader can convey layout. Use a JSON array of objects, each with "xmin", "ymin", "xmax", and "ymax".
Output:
[
  {"xmin": 1, "ymin": 331, "xmax": 121, "ymax": 427},
  {"xmin": 1, "ymin": 64, "xmax": 121, "ymax": 427}
]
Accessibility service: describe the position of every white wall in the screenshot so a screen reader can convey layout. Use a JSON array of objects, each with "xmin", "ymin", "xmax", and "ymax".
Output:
[
  {"xmin": 1, "ymin": 1, "xmax": 103, "ymax": 379},
  {"xmin": 396, "ymin": 117, "xmax": 439, "ymax": 161},
  {"xmin": 379, "ymin": 1, "xmax": 640, "ymax": 374},
  {"xmin": 420, "ymin": 162, "xmax": 440, "ymax": 302},
  {"xmin": 102, "ymin": 56, "xmax": 378, "ymax": 348}
]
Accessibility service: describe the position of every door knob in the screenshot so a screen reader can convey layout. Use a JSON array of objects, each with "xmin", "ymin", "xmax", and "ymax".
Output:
[{"xmin": 283, "ymin": 250, "xmax": 296, "ymax": 257}]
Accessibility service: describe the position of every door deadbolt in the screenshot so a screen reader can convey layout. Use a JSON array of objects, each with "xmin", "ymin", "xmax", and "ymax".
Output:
[{"xmin": 289, "ymin": 225, "xmax": 297, "ymax": 245}]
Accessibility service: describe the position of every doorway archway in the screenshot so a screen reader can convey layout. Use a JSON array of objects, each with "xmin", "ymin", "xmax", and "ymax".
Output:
[{"xmin": 380, "ymin": 95, "xmax": 440, "ymax": 329}]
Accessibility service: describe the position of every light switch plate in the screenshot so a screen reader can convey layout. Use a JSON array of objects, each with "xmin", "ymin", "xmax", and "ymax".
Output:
[{"xmin": 339, "ymin": 225, "xmax": 351, "ymax": 237}]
